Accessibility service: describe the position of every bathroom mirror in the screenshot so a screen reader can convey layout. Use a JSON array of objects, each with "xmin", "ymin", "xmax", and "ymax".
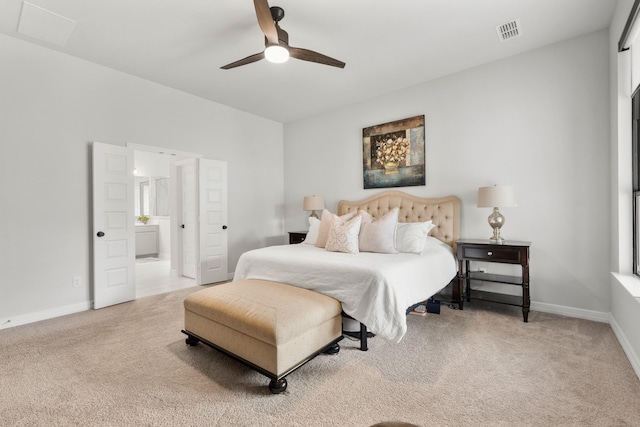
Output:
[
  {"xmin": 135, "ymin": 180, "xmax": 150, "ymax": 217},
  {"xmin": 134, "ymin": 177, "xmax": 169, "ymax": 217}
]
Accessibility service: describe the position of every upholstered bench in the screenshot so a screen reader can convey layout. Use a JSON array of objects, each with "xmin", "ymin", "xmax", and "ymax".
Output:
[{"xmin": 182, "ymin": 279, "xmax": 343, "ymax": 394}]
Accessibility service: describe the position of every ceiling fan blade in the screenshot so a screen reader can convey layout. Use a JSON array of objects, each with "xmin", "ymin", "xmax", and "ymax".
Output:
[
  {"xmin": 254, "ymin": 0, "xmax": 279, "ymax": 45},
  {"xmin": 289, "ymin": 47, "xmax": 346, "ymax": 69},
  {"xmin": 220, "ymin": 52, "xmax": 265, "ymax": 70}
]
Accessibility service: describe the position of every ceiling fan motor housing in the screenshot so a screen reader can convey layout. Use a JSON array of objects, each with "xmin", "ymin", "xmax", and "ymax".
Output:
[{"xmin": 270, "ymin": 6, "xmax": 285, "ymax": 22}]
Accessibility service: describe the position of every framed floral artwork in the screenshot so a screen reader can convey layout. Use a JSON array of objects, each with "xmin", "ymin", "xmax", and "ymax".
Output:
[{"xmin": 362, "ymin": 115, "xmax": 425, "ymax": 189}]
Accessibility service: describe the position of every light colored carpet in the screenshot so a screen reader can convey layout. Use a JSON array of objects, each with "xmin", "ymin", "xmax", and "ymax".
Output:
[{"xmin": 1, "ymin": 286, "xmax": 639, "ymax": 426}]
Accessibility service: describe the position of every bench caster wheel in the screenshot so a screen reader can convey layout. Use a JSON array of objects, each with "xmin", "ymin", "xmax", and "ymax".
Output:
[
  {"xmin": 185, "ymin": 336, "xmax": 199, "ymax": 346},
  {"xmin": 269, "ymin": 378, "xmax": 287, "ymax": 394},
  {"xmin": 323, "ymin": 343, "xmax": 340, "ymax": 355}
]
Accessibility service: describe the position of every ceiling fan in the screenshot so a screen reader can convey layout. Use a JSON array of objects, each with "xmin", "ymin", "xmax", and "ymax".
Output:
[{"xmin": 221, "ymin": 0, "xmax": 346, "ymax": 70}]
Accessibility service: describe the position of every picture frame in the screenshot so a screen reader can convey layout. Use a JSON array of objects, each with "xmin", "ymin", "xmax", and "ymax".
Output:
[{"xmin": 362, "ymin": 115, "xmax": 425, "ymax": 189}]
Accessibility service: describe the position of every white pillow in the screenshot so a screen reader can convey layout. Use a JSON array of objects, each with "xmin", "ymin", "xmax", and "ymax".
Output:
[
  {"xmin": 303, "ymin": 217, "xmax": 320, "ymax": 245},
  {"xmin": 315, "ymin": 209, "xmax": 357, "ymax": 248},
  {"xmin": 396, "ymin": 221, "xmax": 435, "ymax": 254},
  {"xmin": 325, "ymin": 215, "xmax": 362, "ymax": 254},
  {"xmin": 358, "ymin": 208, "xmax": 399, "ymax": 254}
]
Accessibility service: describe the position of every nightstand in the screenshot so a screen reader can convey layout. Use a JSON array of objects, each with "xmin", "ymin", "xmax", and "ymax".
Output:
[
  {"xmin": 456, "ymin": 239, "xmax": 531, "ymax": 322},
  {"xmin": 288, "ymin": 231, "xmax": 308, "ymax": 244}
]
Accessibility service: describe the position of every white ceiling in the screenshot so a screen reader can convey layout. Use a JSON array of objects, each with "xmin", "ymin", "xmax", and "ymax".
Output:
[{"xmin": 0, "ymin": 0, "xmax": 616, "ymax": 123}]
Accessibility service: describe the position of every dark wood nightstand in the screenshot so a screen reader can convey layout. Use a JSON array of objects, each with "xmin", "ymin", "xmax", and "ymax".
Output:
[
  {"xmin": 456, "ymin": 239, "xmax": 531, "ymax": 322},
  {"xmin": 288, "ymin": 231, "xmax": 308, "ymax": 244}
]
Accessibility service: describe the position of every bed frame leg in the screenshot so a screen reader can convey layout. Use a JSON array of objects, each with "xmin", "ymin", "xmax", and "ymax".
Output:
[{"xmin": 360, "ymin": 323, "xmax": 368, "ymax": 351}]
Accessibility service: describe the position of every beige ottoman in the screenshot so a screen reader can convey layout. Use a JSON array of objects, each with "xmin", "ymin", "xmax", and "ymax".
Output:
[{"xmin": 182, "ymin": 279, "xmax": 343, "ymax": 393}]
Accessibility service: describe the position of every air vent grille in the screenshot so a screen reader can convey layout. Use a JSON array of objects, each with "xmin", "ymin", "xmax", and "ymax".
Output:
[
  {"xmin": 18, "ymin": 1, "xmax": 76, "ymax": 47},
  {"xmin": 496, "ymin": 19, "xmax": 521, "ymax": 42}
]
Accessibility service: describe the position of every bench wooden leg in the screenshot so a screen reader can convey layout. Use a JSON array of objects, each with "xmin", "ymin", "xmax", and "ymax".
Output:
[
  {"xmin": 185, "ymin": 335, "xmax": 199, "ymax": 346},
  {"xmin": 269, "ymin": 378, "xmax": 287, "ymax": 394},
  {"xmin": 323, "ymin": 343, "xmax": 340, "ymax": 355}
]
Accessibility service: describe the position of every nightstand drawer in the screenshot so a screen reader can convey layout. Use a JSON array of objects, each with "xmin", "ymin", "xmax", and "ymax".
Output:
[
  {"xmin": 288, "ymin": 231, "xmax": 308, "ymax": 244},
  {"xmin": 461, "ymin": 246, "xmax": 521, "ymax": 263}
]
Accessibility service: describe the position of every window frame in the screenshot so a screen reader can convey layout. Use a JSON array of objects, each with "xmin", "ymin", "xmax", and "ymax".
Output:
[{"xmin": 632, "ymin": 87, "xmax": 640, "ymax": 275}]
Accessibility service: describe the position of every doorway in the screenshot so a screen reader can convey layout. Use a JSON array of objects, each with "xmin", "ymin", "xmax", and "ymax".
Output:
[
  {"xmin": 92, "ymin": 142, "xmax": 228, "ymax": 309},
  {"xmin": 133, "ymin": 147, "xmax": 197, "ymax": 298}
]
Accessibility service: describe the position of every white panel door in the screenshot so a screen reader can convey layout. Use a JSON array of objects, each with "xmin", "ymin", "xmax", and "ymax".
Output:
[
  {"xmin": 180, "ymin": 160, "xmax": 197, "ymax": 279},
  {"xmin": 198, "ymin": 159, "xmax": 228, "ymax": 284},
  {"xmin": 92, "ymin": 142, "xmax": 135, "ymax": 309}
]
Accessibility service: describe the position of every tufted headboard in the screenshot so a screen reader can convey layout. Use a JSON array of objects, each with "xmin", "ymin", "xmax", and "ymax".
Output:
[{"xmin": 337, "ymin": 190, "xmax": 461, "ymax": 248}]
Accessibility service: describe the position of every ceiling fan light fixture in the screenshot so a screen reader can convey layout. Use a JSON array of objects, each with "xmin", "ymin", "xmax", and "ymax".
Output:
[
  {"xmin": 220, "ymin": 1, "xmax": 345, "ymax": 70},
  {"xmin": 264, "ymin": 44, "xmax": 289, "ymax": 63}
]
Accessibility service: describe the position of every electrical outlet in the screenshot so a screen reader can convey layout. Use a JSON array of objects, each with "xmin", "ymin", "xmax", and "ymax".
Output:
[{"xmin": 73, "ymin": 276, "xmax": 82, "ymax": 288}]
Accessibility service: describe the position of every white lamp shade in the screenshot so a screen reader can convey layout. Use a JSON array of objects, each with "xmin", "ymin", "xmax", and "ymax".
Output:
[
  {"xmin": 264, "ymin": 45, "xmax": 289, "ymax": 63},
  {"xmin": 477, "ymin": 185, "xmax": 517, "ymax": 208},
  {"xmin": 303, "ymin": 196, "xmax": 324, "ymax": 211}
]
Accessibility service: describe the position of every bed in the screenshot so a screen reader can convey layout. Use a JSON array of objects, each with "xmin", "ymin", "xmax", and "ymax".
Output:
[{"xmin": 233, "ymin": 190, "xmax": 460, "ymax": 345}]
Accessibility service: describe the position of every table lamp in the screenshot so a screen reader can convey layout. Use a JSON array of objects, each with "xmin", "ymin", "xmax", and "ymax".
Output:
[
  {"xmin": 303, "ymin": 196, "xmax": 324, "ymax": 219},
  {"xmin": 477, "ymin": 185, "xmax": 517, "ymax": 243}
]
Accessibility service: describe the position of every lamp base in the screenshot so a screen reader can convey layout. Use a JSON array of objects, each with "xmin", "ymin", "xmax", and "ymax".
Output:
[
  {"xmin": 488, "ymin": 207, "xmax": 505, "ymax": 244},
  {"xmin": 309, "ymin": 211, "xmax": 318, "ymax": 219},
  {"xmin": 489, "ymin": 235, "xmax": 505, "ymax": 244}
]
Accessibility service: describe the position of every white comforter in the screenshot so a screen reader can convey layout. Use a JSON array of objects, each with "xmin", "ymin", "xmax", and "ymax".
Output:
[{"xmin": 233, "ymin": 238, "xmax": 457, "ymax": 342}]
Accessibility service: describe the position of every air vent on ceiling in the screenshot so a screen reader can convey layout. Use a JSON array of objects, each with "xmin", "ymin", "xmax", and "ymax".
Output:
[
  {"xmin": 17, "ymin": 1, "xmax": 76, "ymax": 47},
  {"xmin": 496, "ymin": 19, "xmax": 521, "ymax": 42}
]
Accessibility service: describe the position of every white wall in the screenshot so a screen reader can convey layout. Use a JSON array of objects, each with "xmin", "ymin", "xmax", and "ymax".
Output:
[
  {"xmin": 284, "ymin": 30, "xmax": 611, "ymax": 316},
  {"xmin": 0, "ymin": 33, "xmax": 284, "ymax": 324}
]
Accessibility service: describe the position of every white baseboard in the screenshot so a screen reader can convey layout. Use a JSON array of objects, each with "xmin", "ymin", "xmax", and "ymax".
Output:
[
  {"xmin": 610, "ymin": 314, "xmax": 640, "ymax": 380},
  {"xmin": 530, "ymin": 301, "xmax": 610, "ymax": 323},
  {"xmin": 0, "ymin": 301, "xmax": 91, "ymax": 330}
]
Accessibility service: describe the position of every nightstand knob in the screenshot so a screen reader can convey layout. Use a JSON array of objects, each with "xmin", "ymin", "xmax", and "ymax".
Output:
[{"xmin": 487, "ymin": 251, "xmax": 493, "ymax": 256}]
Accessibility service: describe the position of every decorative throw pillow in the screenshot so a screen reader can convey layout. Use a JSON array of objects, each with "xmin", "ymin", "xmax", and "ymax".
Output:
[
  {"xmin": 357, "ymin": 209, "xmax": 373, "ymax": 228},
  {"xmin": 315, "ymin": 209, "xmax": 357, "ymax": 248},
  {"xmin": 325, "ymin": 215, "xmax": 362, "ymax": 254},
  {"xmin": 358, "ymin": 208, "xmax": 399, "ymax": 254},
  {"xmin": 396, "ymin": 221, "xmax": 435, "ymax": 254},
  {"xmin": 303, "ymin": 217, "xmax": 320, "ymax": 245}
]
